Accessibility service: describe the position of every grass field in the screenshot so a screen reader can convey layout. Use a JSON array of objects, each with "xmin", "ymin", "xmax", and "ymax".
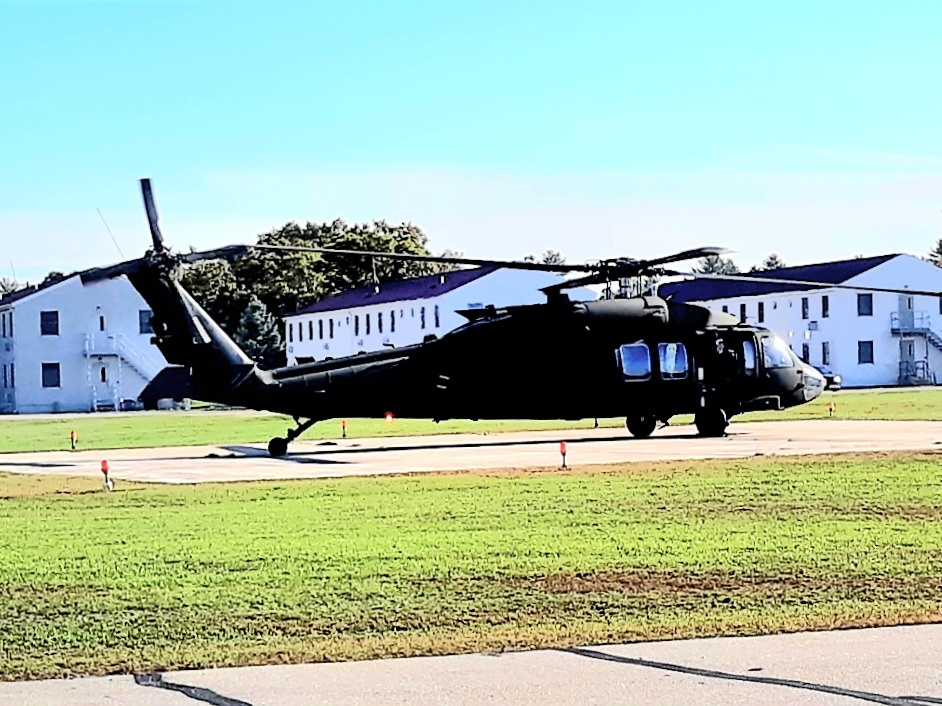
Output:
[
  {"xmin": 2, "ymin": 451, "xmax": 942, "ymax": 680},
  {"xmin": 1, "ymin": 388, "xmax": 942, "ymax": 454}
]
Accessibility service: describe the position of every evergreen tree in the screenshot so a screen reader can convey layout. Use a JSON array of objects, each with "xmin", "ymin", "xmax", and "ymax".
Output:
[
  {"xmin": 691, "ymin": 255, "xmax": 740, "ymax": 274},
  {"xmin": 928, "ymin": 237, "xmax": 942, "ymax": 267},
  {"xmin": 235, "ymin": 295, "xmax": 283, "ymax": 369},
  {"xmin": 752, "ymin": 253, "xmax": 787, "ymax": 271}
]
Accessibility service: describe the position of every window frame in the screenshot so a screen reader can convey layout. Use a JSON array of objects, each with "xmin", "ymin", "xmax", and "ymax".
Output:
[
  {"xmin": 41, "ymin": 362, "xmax": 61, "ymax": 388},
  {"xmin": 616, "ymin": 342, "xmax": 652, "ymax": 381},
  {"xmin": 858, "ymin": 340, "xmax": 874, "ymax": 364},
  {"xmin": 40, "ymin": 310, "xmax": 59, "ymax": 336},
  {"xmin": 857, "ymin": 293, "xmax": 873, "ymax": 317}
]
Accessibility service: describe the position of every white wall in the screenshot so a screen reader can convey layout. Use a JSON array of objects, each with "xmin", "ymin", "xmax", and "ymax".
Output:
[
  {"xmin": 285, "ymin": 270, "xmax": 590, "ymax": 363},
  {"xmin": 0, "ymin": 276, "xmax": 167, "ymax": 413}
]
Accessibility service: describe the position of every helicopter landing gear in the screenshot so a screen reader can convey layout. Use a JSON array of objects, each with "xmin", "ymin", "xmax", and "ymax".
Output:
[
  {"xmin": 695, "ymin": 407, "xmax": 728, "ymax": 437},
  {"xmin": 625, "ymin": 412, "xmax": 657, "ymax": 438},
  {"xmin": 268, "ymin": 417, "xmax": 317, "ymax": 457}
]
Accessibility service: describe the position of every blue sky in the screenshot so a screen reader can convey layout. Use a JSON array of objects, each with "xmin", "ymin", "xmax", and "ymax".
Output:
[{"xmin": 1, "ymin": 0, "xmax": 940, "ymax": 283}]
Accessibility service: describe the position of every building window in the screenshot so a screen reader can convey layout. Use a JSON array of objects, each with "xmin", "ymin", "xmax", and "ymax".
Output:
[
  {"xmin": 378, "ymin": 311, "xmax": 383, "ymax": 333},
  {"xmin": 366, "ymin": 314, "xmax": 371, "ymax": 335},
  {"xmin": 721, "ymin": 305, "xmax": 728, "ymax": 313},
  {"xmin": 329, "ymin": 319, "xmax": 334, "ymax": 339},
  {"xmin": 100, "ymin": 366, "xmax": 107, "ymax": 383},
  {"xmin": 391, "ymin": 310, "xmax": 396, "ymax": 333},
  {"xmin": 857, "ymin": 293, "xmax": 873, "ymax": 316},
  {"xmin": 801, "ymin": 343, "xmax": 809, "ymax": 363},
  {"xmin": 758, "ymin": 301, "xmax": 764, "ymax": 323},
  {"xmin": 421, "ymin": 307, "xmax": 426, "ymax": 329},
  {"xmin": 1, "ymin": 313, "xmax": 5, "ymax": 338},
  {"xmin": 139, "ymin": 310, "xmax": 154, "ymax": 334},
  {"xmin": 99, "ymin": 315, "xmax": 106, "ymax": 332},
  {"xmin": 354, "ymin": 315, "xmax": 360, "ymax": 336},
  {"xmin": 288, "ymin": 323, "xmax": 293, "ymax": 343},
  {"xmin": 739, "ymin": 303, "xmax": 746, "ymax": 322},
  {"xmin": 308, "ymin": 321, "xmax": 313, "ymax": 340},
  {"xmin": 2, "ymin": 364, "xmax": 6, "ymax": 388},
  {"xmin": 9, "ymin": 363, "xmax": 13, "ymax": 388},
  {"xmin": 858, "ymin": 340, "xmax": 874, "ymax": 364},
  {"xmin": 822, "ymin": 341, "xmax": 830, "ymax": 366},
  {"xmin": 801, "ymin": 297, "xmax": 809, "ymax": 320},
  {"xmin": 318, "ymin": 320, "xmax": 324, "ymax": 340},
  {"xmin": 41, "ymin": 362, "xmax": 60, "ymax": 388},
  {"xmin": 822, "ymin": 295, "xmax": 829, "ymax": 318},
  {"xmin": 40, "ymin": 310, "xmax": 59, "ymax": 336},
  {"xmin": 617, "ymin": 343, "xmax": 651, "ymax": 380},
  {"xmin": 434, "ymin": 305, "xmax": 440, "ymax": 328}
]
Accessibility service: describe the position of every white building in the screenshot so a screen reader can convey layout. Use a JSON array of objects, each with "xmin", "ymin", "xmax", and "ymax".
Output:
[
  {"xmin": 284, "ymin": 266, "xmax": 592, "ymax": 364},
  {"xmin": 0, "ymin": 274, "xmax": 167, "ymax": 413},
  {"xmin": 659, "ymin": 254, "xmax": 942, "ymax": 388}
]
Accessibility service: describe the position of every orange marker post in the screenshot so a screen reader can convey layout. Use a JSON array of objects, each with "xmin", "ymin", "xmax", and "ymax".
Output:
[
  {"xmin": 101, "ymin": 460, "xmax": 113, "ymax": 491},
  {"xmin": 342, "ymin": 419, "xmax": 348, "ymax": 439},
  {"xmin": 828, "ymin": 401, "xmax": 836, "ymax": 417},
  {"xmin": 560, "ymin": 441, "xmax": 568, "ymax": 469},
  {"xmin": 70, "ymin": 430, "xmax": 78, "ymax": 451}
]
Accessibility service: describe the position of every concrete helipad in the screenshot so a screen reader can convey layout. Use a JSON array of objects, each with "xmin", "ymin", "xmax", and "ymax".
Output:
[{"xmin": 1, "ymin": 419, "xmax": 940, "ymax": 483}]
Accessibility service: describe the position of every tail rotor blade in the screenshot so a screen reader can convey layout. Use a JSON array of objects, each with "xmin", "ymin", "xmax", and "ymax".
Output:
[{"xmin": 140, "ymin": 178, "xmax": 165, "ymax": 252}]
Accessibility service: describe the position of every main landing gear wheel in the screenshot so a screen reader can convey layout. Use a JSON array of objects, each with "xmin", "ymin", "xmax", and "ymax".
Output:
[
  {"xmin": 695, "ymin": 407, "xmax": 728, "ymax": 437},
  {"xmin": 267, "ymin": 417, "xmax": 317, "ymax": 457},
  {"xmin": 625, "ymin": 412, "xmax": 657, "ymax": 438}
]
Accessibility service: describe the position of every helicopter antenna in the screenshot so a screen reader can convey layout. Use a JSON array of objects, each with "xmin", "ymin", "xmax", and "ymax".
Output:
[{"xmin": 96, "ymin": 208, "xmax": 125, "ymax": 259}]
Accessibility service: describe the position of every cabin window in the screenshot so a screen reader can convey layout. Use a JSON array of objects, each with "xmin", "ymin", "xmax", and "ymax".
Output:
[
  {"xmin": 757, "ymin": 302, "xmax": 764, "ymax": 323},
  {"xmin": 822, "ymin": 295, "xmax": 830, "ymax": 318},
  {"xmin": 657, "ymin": 342, "xmax": 688, "ymax": 379},
  {"xmin": 743, "ymin": 339, "xmax": 757, "ymax": 375},
  {"xmin": 616, "ymin": 343, "xmax": 651, "ymax": 381},
  {"xmin": 139, "ymin": 310, "xmax": 154, "ymax": 334},
  {"xmin": 801, "ymin": 297, "xmax": 809, "ymax": 320},
  {"xmin": 761, "ymin": 335, "xmax": 794, "ymax": 369},
  {"xmin": 857, "ymin": 293, "xmax": 873, "ymax": 316},
  {"xmin": 858, "ymin": 340, "xmax": 874, "ymax": 364},
  {"xmin": 41, "ymin": 362, "xmax": 60, "ymax": 388},
  {"xmin": 40, "ymin": 310, "xmax": 59, "ymax": 336}
]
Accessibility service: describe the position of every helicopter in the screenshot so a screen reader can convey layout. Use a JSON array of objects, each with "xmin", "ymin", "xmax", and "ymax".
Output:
[{"xmin": 83, "ymin": 179, "xmax": 830, "ymax": 457}]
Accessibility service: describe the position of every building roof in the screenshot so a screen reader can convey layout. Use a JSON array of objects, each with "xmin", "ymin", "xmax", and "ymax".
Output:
[
  {"xmin": 290, "ymin": 265, "xmax": 500, "ymax": 316},
  {"xmin": 658, "ymin": 254, "xmax": 899, "ymax": 303}
]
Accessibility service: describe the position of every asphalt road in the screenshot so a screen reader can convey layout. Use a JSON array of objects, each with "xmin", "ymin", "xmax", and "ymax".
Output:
[
  {"xmin": 1, "ymin": 419, "xmax": 941, "ymax": 484},
  {"xmin": 5, "ymin": 624, "xmax": 942, "ymax": 705}
]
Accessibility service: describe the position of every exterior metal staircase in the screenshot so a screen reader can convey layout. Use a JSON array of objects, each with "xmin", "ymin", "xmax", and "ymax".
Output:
[
  {"xmin": 890, "ymin": 311, "xmax": 940, "ymax": 385},
  {"xmin": 84, "ymin": 333, "xmax": 164, "ymax": 411}
]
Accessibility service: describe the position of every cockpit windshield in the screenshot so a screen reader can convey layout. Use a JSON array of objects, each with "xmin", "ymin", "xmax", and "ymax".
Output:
[{"xmin": 761, "ymin": 335, "xmax": 795, "ymax": 369}]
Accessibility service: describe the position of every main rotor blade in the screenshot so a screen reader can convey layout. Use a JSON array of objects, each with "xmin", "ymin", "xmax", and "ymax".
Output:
[
  {"xmin": 140, "ymin": 178, "xmax": 165, "ymax": 253},
  {"xmin": 637, "ymin": 246, "xmax": 733, "ymax": 270},
  {"xmin": 247, "ymin": 245, "xmax": 594, "ymax": 273},
  {"xmin": 672, "ymin": 271, "xmax": 942, "ymax": 298},
  {"xmin": 179, "ymin": 244, "xmax": 252, "ymax": 263}
]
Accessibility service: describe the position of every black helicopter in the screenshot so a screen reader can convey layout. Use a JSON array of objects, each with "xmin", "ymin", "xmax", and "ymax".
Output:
[{"xmin": 83, "ymin": 179, "xmax": 827, "ymax": 456}]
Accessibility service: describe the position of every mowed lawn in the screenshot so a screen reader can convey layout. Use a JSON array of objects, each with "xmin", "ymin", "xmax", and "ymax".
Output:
[
  {"xmin": 2, "ymin": 452, "xmax": 942, "ymax": 680},
  {"xmin": 2, "ymin": 388, "xmax": 942, "ymax": 454}
]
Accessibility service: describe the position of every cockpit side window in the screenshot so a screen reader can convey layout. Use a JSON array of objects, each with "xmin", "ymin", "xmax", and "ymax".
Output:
[
  {"xmin": 657, "ymin": 342, "xmax": 688, "ymax": 379},
  {"xmin": 761, "ymin": 335, "xmax": 795, "ymax": 369},
  {"xmin": 616, "ymin": 343, "xmax": 651, "ymax": 380},
  {"xmin": 743, "ymin": 339, "xmax": 757, "ymax": 376}
]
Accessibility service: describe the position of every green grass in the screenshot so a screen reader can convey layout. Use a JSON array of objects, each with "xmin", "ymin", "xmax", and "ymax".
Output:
[
  {"xmin": 2, "ymin": 451, "xmax": 942, "ymax": 679},
  {"xmin": 2, "ymin": 388, "xmax": 942, "ymax": 454}
]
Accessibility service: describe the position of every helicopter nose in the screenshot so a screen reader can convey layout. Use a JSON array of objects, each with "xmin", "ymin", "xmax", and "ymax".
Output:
[{"xmin": 801, "ymin": 364, "xmax": 825, "ymax": 402}]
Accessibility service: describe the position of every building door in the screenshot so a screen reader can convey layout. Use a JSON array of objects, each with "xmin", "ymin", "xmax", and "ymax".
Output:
[
  {"xmin": 900, "ymin": 338, "xmax": 916, "ymax": 377},
  {"xmin": 898, "ymin": 294, "xmax": 915, "ymax": 330},
  {"xmin": 94, "ymin": 360, "xmax": 116, "ymax": 409}
]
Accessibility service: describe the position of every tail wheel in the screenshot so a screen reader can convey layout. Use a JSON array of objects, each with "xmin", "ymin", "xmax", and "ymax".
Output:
[
  {"xmin": 268, "ymin": 437, "xmax": 289, "ymax": 457},
  {"xmin": 625, "ymin": 413, "xmax": 657, "ymax": 438},
  {"xmin": 695, "ymin": 407, "xmax": 728, "ymax": 437}
]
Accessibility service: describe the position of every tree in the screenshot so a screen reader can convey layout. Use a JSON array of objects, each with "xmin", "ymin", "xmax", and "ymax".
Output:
[
  {"xmin": 691, "ymin": 255, "xmax": 740, "ymax": 274},
  {"xmin": 234, "ymin": 295, "xmax": 282, "ymax": 369},
  {"xmin": 0, "ymin": 278, "xmax": 15, "ymax": 296},
  {"xmin": 750, "ymin": 253, "xmax": 787, "ymax": 272},
  {"xmin": 928, "ymin": 237, "xmax": 942, "ymax": 268},
  {"xmin": 541, "ymin": 249, "xmax": 566, "ymax": 266}
]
